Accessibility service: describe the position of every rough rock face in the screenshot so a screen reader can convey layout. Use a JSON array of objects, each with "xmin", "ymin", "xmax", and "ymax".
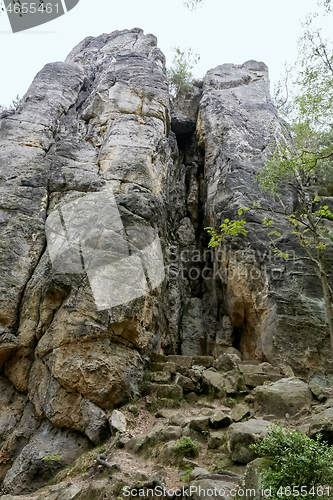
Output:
[
  {"xmin": 196, "ymin": 61, "xmax": 333, "ymax": 373},
  {"xmin": 228, "ymin": 419, "xmax": 271, "ymax": 464},
  {"xmin": 0, "ymin": 27, "xmax": 174, "ymax": 491},
  {"xmin": 1, "ymin": 34, "xmax": 171, "ymax": 403},
  {"xmin": 0, "ymin": 28, "xmax": 332, "ymax": 494},
  {"xmin": 253, "ymin": 377, "xmax": 312, "ymax": 418}
]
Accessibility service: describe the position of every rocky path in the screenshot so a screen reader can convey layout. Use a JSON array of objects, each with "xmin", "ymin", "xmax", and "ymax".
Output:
[{"xmin": 3, "ymin": 350, "xmax": 333, "ymax": 499}]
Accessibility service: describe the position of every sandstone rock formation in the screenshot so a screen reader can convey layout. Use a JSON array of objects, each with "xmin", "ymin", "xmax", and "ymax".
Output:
[
  {"xmin": 253, "ymin": 377, "xmax": 312, "ymax": 418},
  {"xmin": 197, "ymin": 62, "xmax": 333, "ymax": 373},
  {"xmin": 0, "ymin": 28, "xmax": 332, "ymax": 495}
]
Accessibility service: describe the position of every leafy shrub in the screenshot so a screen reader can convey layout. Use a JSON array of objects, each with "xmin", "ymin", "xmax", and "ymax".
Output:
[
  {"xmin": 251, "ymin": 425, "xmax": 333, "ymax": 500},
  {"xmin": 206, "ymin": 218, "xmax": 248, "ymax": 248},
  {"xmin": 167, "ymin": 47, "xmax": 200, "ymax": 99},
  {"xmin": 173, "ymin": 437, "xmax": 199, "ymax": 458}
]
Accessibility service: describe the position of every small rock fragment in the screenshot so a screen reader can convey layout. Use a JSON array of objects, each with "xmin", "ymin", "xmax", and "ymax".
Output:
[{"xmin": 109, "ymin": 410, "xmax": 127, "ymax": 433}]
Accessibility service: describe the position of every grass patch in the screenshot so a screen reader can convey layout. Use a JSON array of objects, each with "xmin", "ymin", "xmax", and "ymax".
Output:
[
  {"xmin": 48, "ymin": 444, "xmax": 107, "ymax": 485},
  {"xmin": 173, "ymin": 437, "xmax": 199, "ymax": 458},
  {"xmin": 180, "ymin": 468, "xmax": 193, "ymax": 483},
  {"xmin": 42, "ymin": 455, "xmax": 61, "ymax": 461}
]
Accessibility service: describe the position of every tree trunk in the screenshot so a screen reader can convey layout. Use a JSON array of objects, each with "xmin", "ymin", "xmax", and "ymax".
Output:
[{"xmin": 318, "ymin": 261, "xmax": 333, "ymax": 353}]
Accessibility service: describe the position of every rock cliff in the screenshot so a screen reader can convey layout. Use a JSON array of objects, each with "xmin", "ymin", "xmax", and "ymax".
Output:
[{"xmin": 0, "ymin": 28, "xmax": 332, "ymax": 495}]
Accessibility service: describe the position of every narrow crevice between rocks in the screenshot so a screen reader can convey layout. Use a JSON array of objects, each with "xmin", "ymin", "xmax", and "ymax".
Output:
[{"xmin": 168, "ymin": 96, "xmax": 220, "ymax": 357}]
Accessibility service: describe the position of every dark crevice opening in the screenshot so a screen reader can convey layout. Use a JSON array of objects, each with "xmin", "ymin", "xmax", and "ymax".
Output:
[
  {"xmin": 232, "ymin": 326, "xmax": 243, "ymax": 352},
  {"xmin": 174, "ymin": 130, "xmax": 196, "ymax": 152}
]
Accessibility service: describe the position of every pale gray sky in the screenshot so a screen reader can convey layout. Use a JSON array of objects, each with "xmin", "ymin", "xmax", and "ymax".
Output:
[{"xmin": 0, "ymin": 0, "xmax": 331, "ymax": 106}]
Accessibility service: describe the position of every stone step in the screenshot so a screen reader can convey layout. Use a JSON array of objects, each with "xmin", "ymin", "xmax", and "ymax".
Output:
[
  {"xmin": 166, "ymin": 355, "xmax": 193, "ymax": 368},
  {"xmin": 148, "ymin": 362, "xmax": 167, "ymax": 372},
  {"xmin": 192, "ymin": 356, "xmax": 214, "ymax": 368},
  {"xmin": 150, "ymin": 354, "xmax": 215, "ymax": 369},
  {"xmin": 147, "ymin": 371, "xmax": 172, "ymax": 384},
  {"xmin": 239, "ymin": 364, "xmax": 265, "ymax": 375},
  {"xmin": 151, "ymin": 353, "xmax": 168, "ymax": 363},
  {"xmin": 243, "ymin": 374, "xmax": 271, "ymax": 388},
  {"xmin": 174, "ymin": 373, "xmax": 196, "ymax": 392},
  {"xmin": 145, "ymin": 383, "xmax": 183, "ymax": 399},
  {"xmin": 238, "ymin": 362, "xmax": 283, "ymax": 387},
  {"xmin": 148, "ymin": 361, "xmax": 177, "ymax": 373},
  {"xmin": 238, "ymin": 360, "xmax": 261, "ymax": 366}
]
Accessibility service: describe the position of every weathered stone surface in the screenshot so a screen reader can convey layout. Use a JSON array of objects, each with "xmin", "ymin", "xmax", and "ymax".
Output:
[
  {"xmin": 149, "ymin": 371, "xmax": 172, "ymax": 383},
  {"xmin": 81, "ymin": 400, "xmax": 109, "ymax": 445},
  {"xmin": 2, "ymin": 422, "xmax": 89, "ymax": 494},
  {"xmin": 309, "ymin": 407, "xmax": 333, "ymax": 444},
  {"xmin": 309, "ymin": 374, "xmax": 333, "ymax": 401},
  {"xmin": 0, "ymin": 381, "xmax": 39, "ymax": 483},
  {"xmin": 27, "ymin": 359, "xmax": 110, "ymax": 442},
  {"xmin": 175, "ymin": 373, "xmax": 196, "ymax": 392},
  {"xmin": 238, "ymin": 362, "xmax": 279, "ymax": 387},
  {"xmin": 228, "ymin": 419, "xmax": 271, "ymax": 464},
  {"xmin": 197, "ymin": 60, "xmax": 333, "ymax": 374},
  {"xmin": 2, "ymin": 28, "xmax": 171, "ymax": 400},
  {"xmin": 188, "ymin": 471, "xmax": 240, "ymax": 500},
  {"xmin": 208, "ymin": 430, "xmax": 227, "ymax": 450},
  {"xmin": 1, "ymin": 478, "xmax": 116, "ymax": 500},
  {"xmin": 214, "ymin": 353, "xmax": 240, "ymax": 372},
  {"xmin": 253, "ymin": 378, "xmax": 312, "ymax": 418},
  {"xmin": 0, "ymin": 28, "xmax": 177, "ymax": 490},
  {"xmin": 167, "ymin": 355, "xmax": 193, "ymax": 368},
  {"xmin": 202, "ymin": 368, "xmax": 246, "ymax": 396},
  {"xmin": 109, "ymin": 409, "xmax": 127, "ymax": 434},
  {"xmin": 0, "ymin": 26, "xmax": 332, "ymax": 496},
  {"xmin": 209, "ymin": 411, "xmax": 233, "ymax": 429},
  {"xmin": 231, "ymin": 404, "xmax": 251, "ymax": 422},
  {"xmin": 145, "ymin": 383, "xmax": 183, "ymax": 399},
  {"xmin": 192, "ymin": 356, "xmax": 215, "ymax": 368},
  {"xmin": 171, "ymin": 81, "xmax": 202, "ymax": 137},
  {"xmin": 238, "ymin": 458, "xmax": 271, "ymax": 500},
  {"xmin": 127, "ymin": 423, "xmax": 182, "ymax": 455},
  {"xmin": 188, "ymin": 416, "xmax": 210, "ymax": 434},
  {"xmin": 181, "ymin": 298, "xmax": 205, "ymax": 356}
]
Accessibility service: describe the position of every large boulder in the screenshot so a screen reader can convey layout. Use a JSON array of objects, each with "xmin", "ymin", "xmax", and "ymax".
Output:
[
  {"xmin": 202, "ymin": 368, "xmax": 246, "ymax": 396},
  {"xmin": 228, "ymin": 419, "xmax": 271, "ymax": 464},
  {"xmin": 253, "ymin": 378, "xmax": 312, "ymax": 418},
  {"xmin": 1, "ymin": 478, "xmax": 124, "ymax": 499},
  {"xmin": 2, "ymin": 422, "xmax": 90, "ymax": 494},
  {"xmin": 239, "ymin": 362, "xmax": 282, "ymax": 388},
  {"xmin": 308, "ymin": 374, "xmax": 333, "ymax": 401},
  {"xmin": 237, "ymin": 458, "xmax": 271, "ymax": 500},
  {"xmin": 187, "ymin": 468, "xmax": 241, "ymax": 500}
]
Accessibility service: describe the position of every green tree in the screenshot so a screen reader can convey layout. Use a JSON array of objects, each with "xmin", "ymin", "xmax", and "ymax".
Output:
[
  {"xmin": 251, "ymin": 425, "xmax": 333, "ymax": 500},
  {"xmin": 207, "ymin": 171, "xmax": 333, "ymax": 351},
  {"xmin": 167, "ymin": 47, "xmax": 200, "ymax": 99},
  {"xmin": 207, "ymin": 2, "xmax": 333, "ymax": 351}
]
